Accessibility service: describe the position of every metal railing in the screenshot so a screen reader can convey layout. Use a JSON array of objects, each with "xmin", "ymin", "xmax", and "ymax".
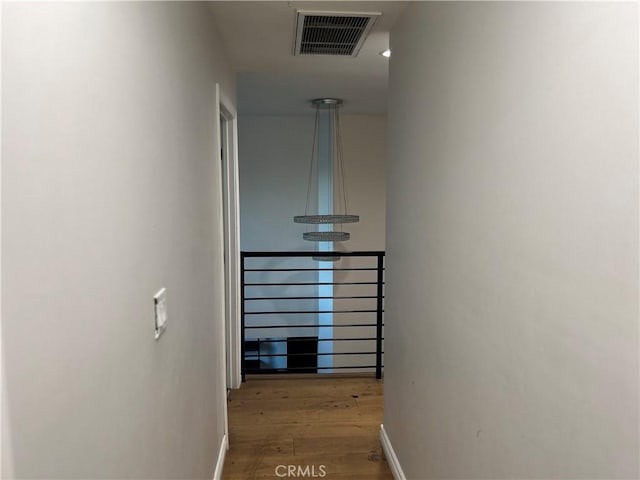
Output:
[{"xmin": 241, "ymin": 251, "xmax": 385, "ymax": 380}]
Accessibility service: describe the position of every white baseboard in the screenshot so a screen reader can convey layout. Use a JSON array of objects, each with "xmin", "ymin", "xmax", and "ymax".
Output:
[
  {"xmin": 380, "ymin": 424, "xmax": 407, "ymax": 480},
  {"xmin": 213, "ymin": 433, "xmax": 228, "ymax": 480}
]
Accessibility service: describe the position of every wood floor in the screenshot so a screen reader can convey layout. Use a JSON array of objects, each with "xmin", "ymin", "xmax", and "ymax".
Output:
[{"xmin": 222, "ymin": 375, "xmax": 393, "ymax": 479}]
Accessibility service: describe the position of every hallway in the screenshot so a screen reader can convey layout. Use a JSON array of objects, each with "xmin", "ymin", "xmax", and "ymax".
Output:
[
  {"xmin": 2, "ymin": 2, "xmax": 638, "ymax": 479},
  {"xmin": 222, "ymin": 376, "xmax": 392, "ymax": 479}
]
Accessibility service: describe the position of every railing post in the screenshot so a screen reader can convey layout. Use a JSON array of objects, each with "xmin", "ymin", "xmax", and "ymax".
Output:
[
  {"xmin": 375, "ymin": 253, "xmax": 384, "ymax": 380},
  {"xmin": 240, "ymin": 252, "xmax": 246, "ymax": 382}
]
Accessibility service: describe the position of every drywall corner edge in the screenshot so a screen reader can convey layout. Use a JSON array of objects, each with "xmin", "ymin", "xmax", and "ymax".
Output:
[
  {"xmin": 380, "ymin": 424, "xmax": 407, "ymax": 480},
  {"xmin": 212, "ymin": 433, "xmax": 228, "ymax": 480}
]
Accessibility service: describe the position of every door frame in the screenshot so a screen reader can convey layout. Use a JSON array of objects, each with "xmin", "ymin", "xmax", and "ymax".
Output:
[{"xmin": 215, "ymin": 84, "xmax": 241, "ymax": 392}]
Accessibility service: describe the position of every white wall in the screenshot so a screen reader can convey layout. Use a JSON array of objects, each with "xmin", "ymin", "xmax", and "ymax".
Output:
[
  {"xmin": 384, "ymin": 2, "xmax": 638, "ymax": 479},
  {"xmin": 239, "ymin": 116, "xmax": 315, "ymax": 253},
  {"xmin": 334, "ymin": 115, "xmax": 386, "ymax": 253},
  {"xmin": 2, "ymin": 3, "xmax": 235, "ymax": 478}
]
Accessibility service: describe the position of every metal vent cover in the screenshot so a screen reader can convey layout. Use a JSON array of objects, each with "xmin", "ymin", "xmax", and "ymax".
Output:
[{"xmin": 294, "ymin": 10, "xmax": 381, "ymax": 57}]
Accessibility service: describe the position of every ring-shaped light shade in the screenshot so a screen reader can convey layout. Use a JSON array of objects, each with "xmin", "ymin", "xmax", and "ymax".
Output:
[
  {"xmin": 303, "ymin": 231, "xmax": 350, "ymax": 242},
  {"xmin": 294, "ymin": 214, "xmax": 359, "ymax": 224}
]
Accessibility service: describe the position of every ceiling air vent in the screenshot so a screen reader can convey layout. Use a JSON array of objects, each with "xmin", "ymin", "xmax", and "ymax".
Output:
[{"xmin": 294, "ymin": 11, "xmax": 381, "ymax": 57}]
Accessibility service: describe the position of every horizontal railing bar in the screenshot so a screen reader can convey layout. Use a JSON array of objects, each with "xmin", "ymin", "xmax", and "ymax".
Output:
[
  {"xmin": 245, "ymin": 309, "xmax": 382, "ymax": 315},
  {"xmin": 247, "ymin": 337, "xmax": 383, "ymax": 343},
  {"xmin": 244, "ymin": 295, "xmax": 383, "ymax": 300},
  {"xmin": 242, "ymin": 251, "xmax": 385, "ymax": 258},
  {"xmin": 245, "ymin": 352, "xmax": 379, "ymax": 358},
  {"xmin": 245, "ymin": 282, "xmax": 382, "ymax": 286},
  {"xmin": 245, "ymin": 268, "xmax": 382, "ymax": 272},
  {"xmin": 245, "ymin": 365, "xmax": 382, "ymax": 372},
  {"xmin": 245, "ymin": 324, "xmax": 383, "ymax": 329}
]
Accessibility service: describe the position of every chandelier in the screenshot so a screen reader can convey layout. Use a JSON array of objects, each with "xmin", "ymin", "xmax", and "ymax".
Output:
[{"xmin": 294, "ymin": 98, "xmax": 359, "ymax": 242}]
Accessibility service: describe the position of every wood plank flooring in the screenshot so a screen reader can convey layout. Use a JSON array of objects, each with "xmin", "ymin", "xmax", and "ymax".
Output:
[{"xmin": 222, "ymin": 375, "xmax": 393, "ymax": 479}]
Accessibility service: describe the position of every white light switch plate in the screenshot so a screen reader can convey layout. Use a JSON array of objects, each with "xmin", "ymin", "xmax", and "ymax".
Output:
[{"xmin": 154, "ymin": 287, "xmax": 168, "ymax": 340}]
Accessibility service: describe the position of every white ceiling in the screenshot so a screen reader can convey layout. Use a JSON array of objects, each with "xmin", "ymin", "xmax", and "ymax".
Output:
[{"xmin": 208, "ymin": 1, "xmax": 409, "ymax": 115}]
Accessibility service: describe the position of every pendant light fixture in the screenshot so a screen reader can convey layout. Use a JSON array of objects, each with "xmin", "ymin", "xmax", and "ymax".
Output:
[{"xmin": 294, "ymin": 98, "xmax": 359, "ymax": 242}]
